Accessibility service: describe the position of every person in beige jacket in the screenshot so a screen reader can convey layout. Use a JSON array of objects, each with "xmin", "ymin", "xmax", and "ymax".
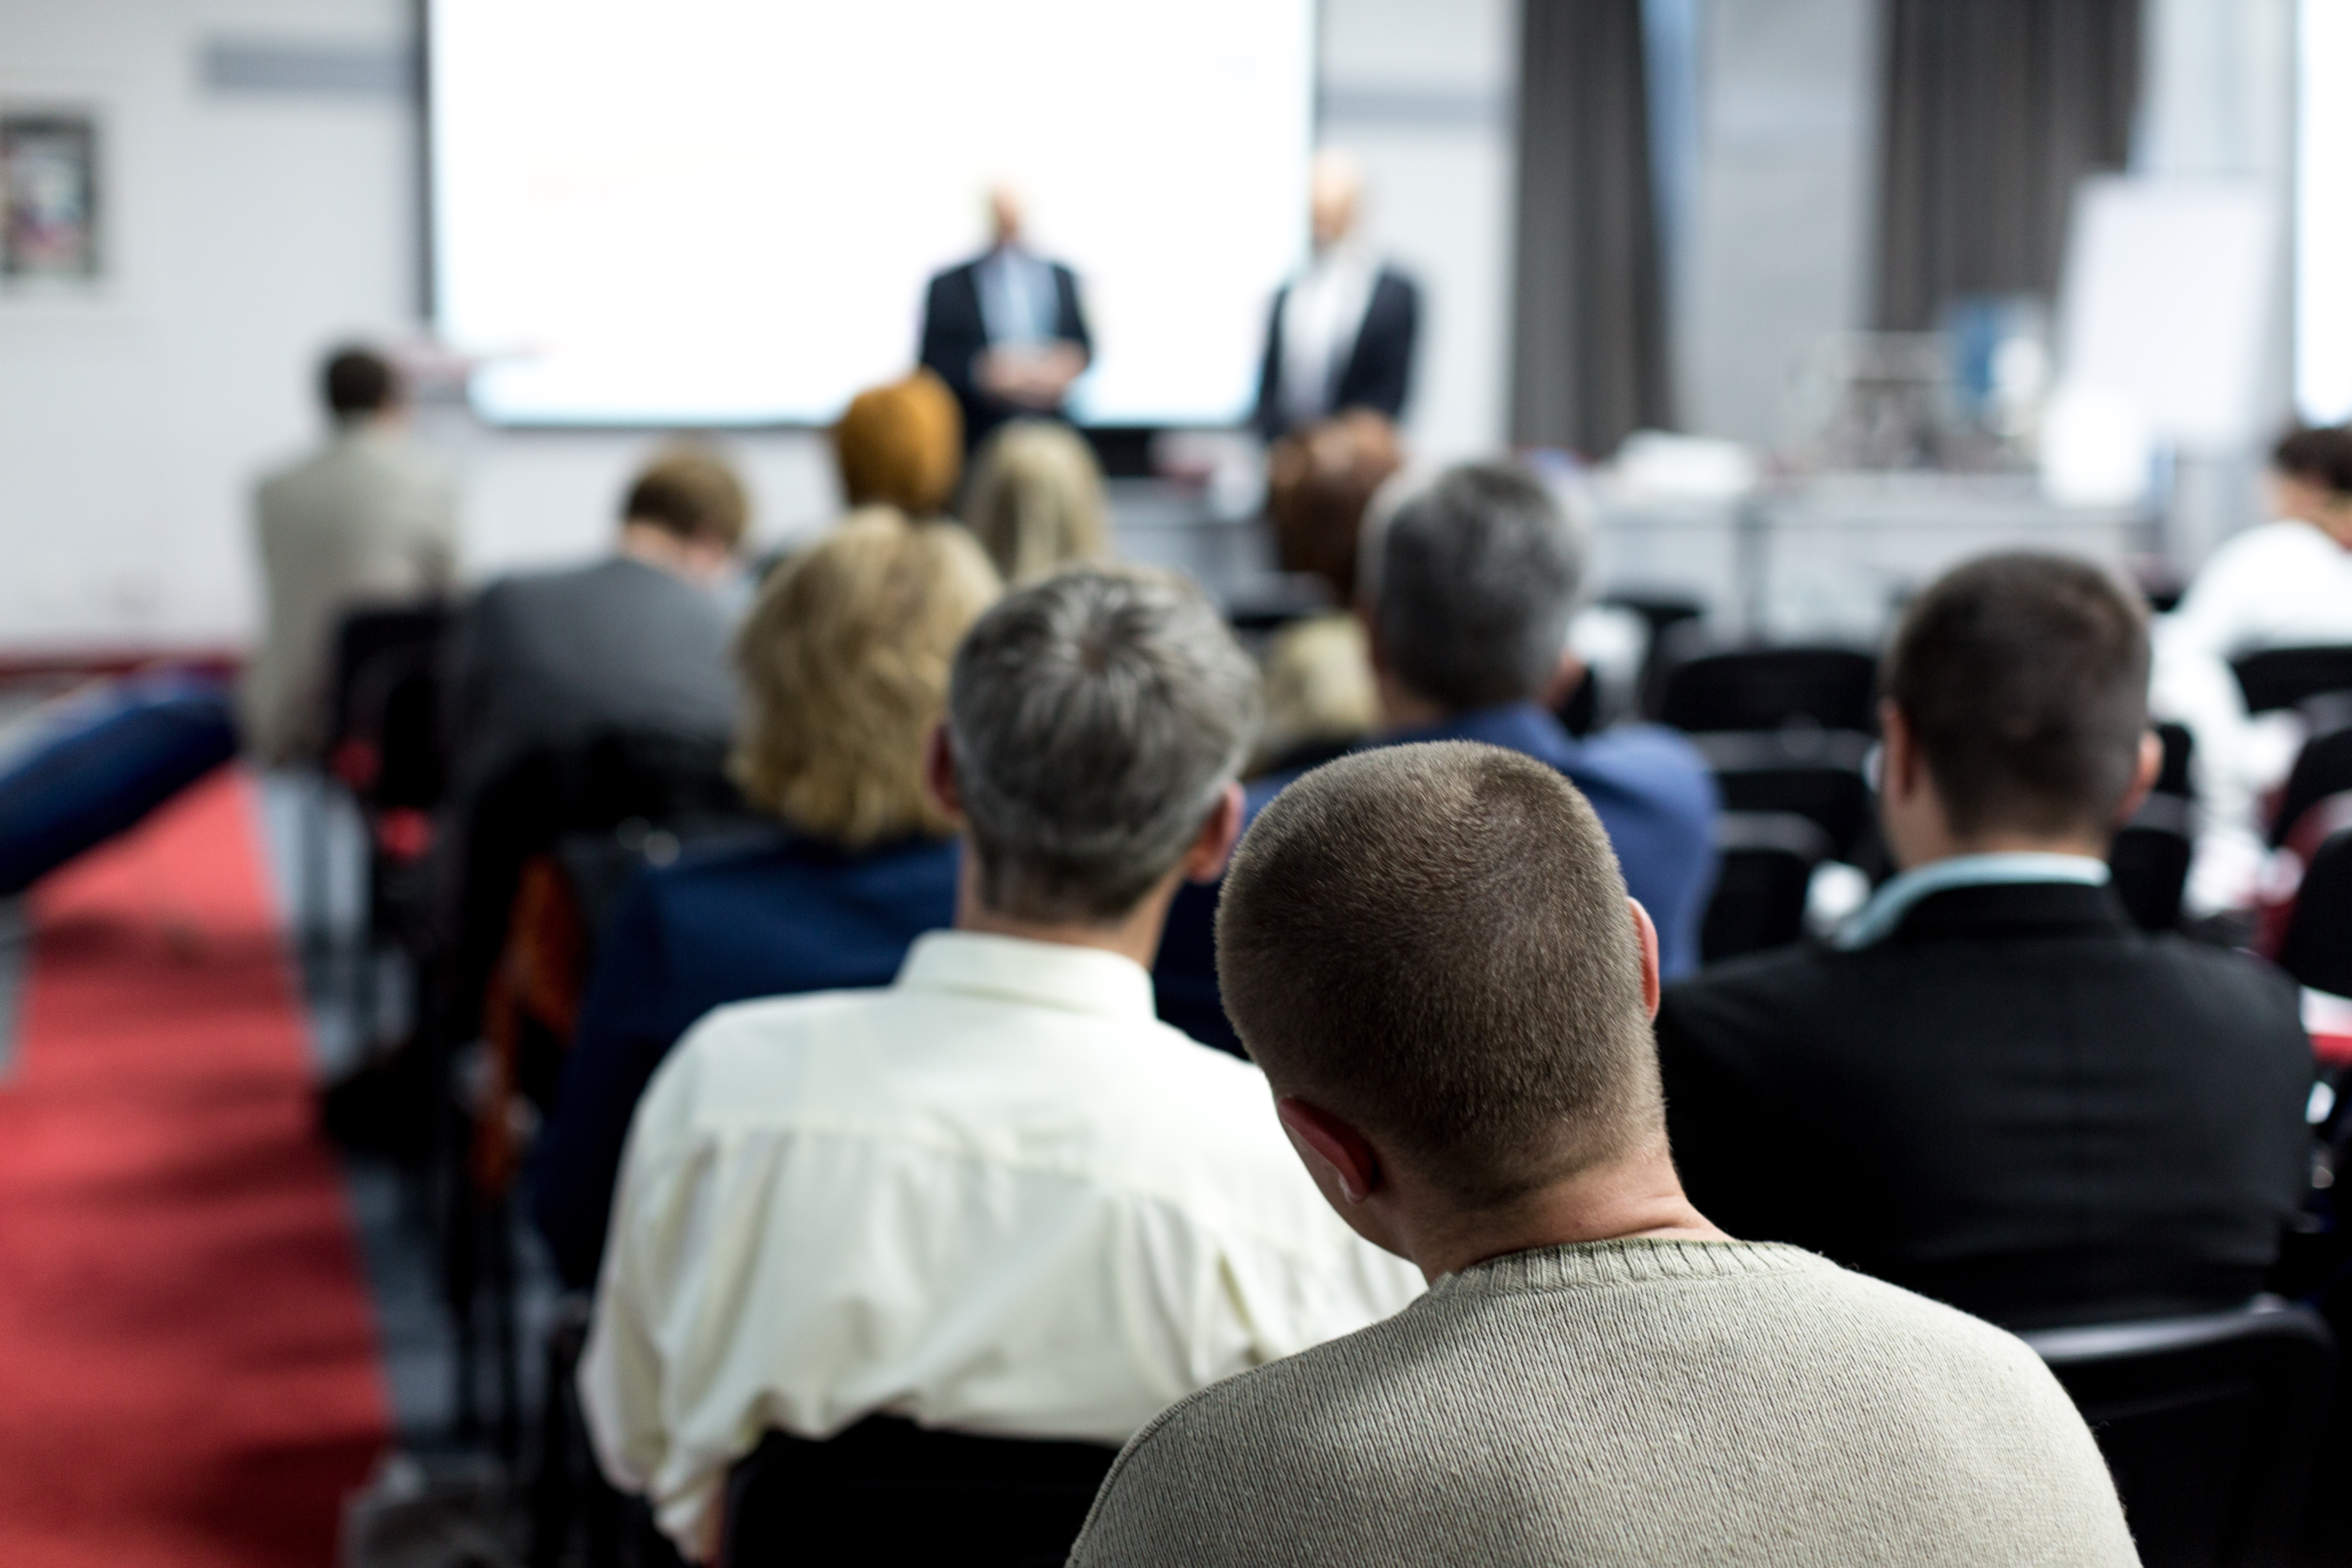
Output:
[
  {"xmin": 243, "ymin": 346, "xmax": 457, "ymax": 765},
  {"xmin": 1071, "ymin": 740, "xmax": 2139, "ymax": 1568}
]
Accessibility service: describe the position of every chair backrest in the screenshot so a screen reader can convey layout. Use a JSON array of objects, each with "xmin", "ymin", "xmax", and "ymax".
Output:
[
  {"xmin": 2021, "ymin": 1298, "xmax": 2336, "ymax": 1568},
  {"xmin": 2272, "ymin": 728, "xmax": 2352, "ymax": 850},
  {"xmin": 1658, "ymin": 647, "xmax": 1878, "ymax": 736},
  {"xmin": 1689, "ymin": 731, "xmax": 1877, "ymax": 862},
  {"xmin": 328, "ymin": 606, "xmax": 450, "ymax": 752},
  {"xmin": 2154, "ymin": 721, "xmax": 2194, "ymax": 799},
  {"xmin": 2231, "ymin": 646, "xmax": 2352, "ymax": 716},
  {"xmin": 722, "ymin": 1417, "xmax": 1118, "ymax": 1568},
  {"xmin": 2109, "ymin": 735, "xmax": 2196, "ymax": 932},
  {"xmin": 2278, "ymin": 826, "xmax": 2352, "ymax": 998},
  {"xmin": 330, "ymin": 606, "xmax": 453, "ymax": 811},
  {"xmin": 1700, "ymin": 811, "xmax": 1833, "ymax": 962}
]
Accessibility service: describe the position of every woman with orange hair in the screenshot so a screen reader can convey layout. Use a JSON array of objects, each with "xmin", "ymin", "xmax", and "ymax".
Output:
[{"xmin": 833, "ymin": 369, "xmax": 965, "ymax": 519}]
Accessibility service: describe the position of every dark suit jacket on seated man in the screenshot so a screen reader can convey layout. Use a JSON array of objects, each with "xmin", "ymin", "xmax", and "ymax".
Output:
[
  {"xmin": 580, "ymin": 568, "xmax": 1421, "ymax": 1561},
  {"xmin": 918, "ymin": 185, "xmax": 1091, "ymax": 450},
  {"xmin": 1072, "ymin": 742, "xmax": 2135, "ymax": 1568},
  {"xmin": 1154, "ymin": 462, "xmax": 1716, "ymax": 1051},
  {"xmin": 531, "ymin": 515, "xmax": 996, "ymax": 1290},
  {"xmin": 1657, "ymin": 552, "xmax": 2314, "ymax": 1331}
]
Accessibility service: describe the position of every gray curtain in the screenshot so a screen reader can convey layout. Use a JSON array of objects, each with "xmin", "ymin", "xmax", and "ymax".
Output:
[
  {"xmin": 1511, "ymin": 0, "xmax": 1671, "ymax": 457},
  {"xmin": 1873, "ymin": 0, "xmax": 2142, "ymax": 331}
]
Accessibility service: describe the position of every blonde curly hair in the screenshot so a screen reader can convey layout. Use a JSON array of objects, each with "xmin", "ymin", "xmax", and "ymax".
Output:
[{"xmin": 731, "ymin": 510, "xmax": 1001, "ymax": 847}]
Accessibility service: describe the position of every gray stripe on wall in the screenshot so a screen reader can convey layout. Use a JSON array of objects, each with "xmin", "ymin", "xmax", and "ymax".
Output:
[
  {"xmin": 1320, "ymin": 86, "xmax": 1508, "ymax": 131},
  {"xmin": 199, "ymin": 37, "xmax": 413, "ymax": 97}
]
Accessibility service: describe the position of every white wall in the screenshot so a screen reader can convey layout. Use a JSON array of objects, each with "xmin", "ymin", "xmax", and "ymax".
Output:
[
  {"xmin": 0, "ymin": 0, "xmax": 1522, "ymax": 655},
  {"xmin": 1673, "ymin": 0, "xmax": 1880, "ymax": 447}
]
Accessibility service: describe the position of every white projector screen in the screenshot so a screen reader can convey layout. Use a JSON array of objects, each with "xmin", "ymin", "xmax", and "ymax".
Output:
[{"xmin": 427, "ymin": 0, "xmax": 1318, "ymax": 428}]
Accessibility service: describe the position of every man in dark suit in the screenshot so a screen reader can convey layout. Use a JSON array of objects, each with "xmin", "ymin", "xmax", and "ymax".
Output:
[
  {"xmin": 1657, "ymin": 553, "xmax": 2314, "ymax": 1331},
  {"xmin": 918, "ymin": 185, "xmax": 1091, "ymax": 450},
  {"xmin": 1252, "ymin": 151, "xmax": 1420, "ymax": 441},
  {"xmin": 1154, "ymin": 462, "xmax": 1717, "ymax": 1051}
]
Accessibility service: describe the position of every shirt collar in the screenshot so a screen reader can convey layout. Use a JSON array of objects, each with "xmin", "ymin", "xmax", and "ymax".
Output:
[
  {"xmin": 1835, "ymin": 852, "xmax": 2111, "ymax": 950},
  {"xmin": 893, "ymin": 929, "xmax": 1159, "ymax": 1022}
]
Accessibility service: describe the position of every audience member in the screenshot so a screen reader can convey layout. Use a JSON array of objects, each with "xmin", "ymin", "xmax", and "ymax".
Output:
[
  {"xmin": 1249, "ymin": 410, "xmax": 1401, "ymax": 772},
  {"xmin": 919, "ymin": 185, "xmax": 1093, "ymax": 448},
  {"xmin": 1070, "ymin": 742, "xmax": 2134, "ymax": 1567},
  {"xmin": 959, "ymin": 417, "xmax": 1109, "ymax": 583},
  {"xmin": 834, "ymin": 370, "xmax": 964, "ymax": 520},
  {"xmin": 2154, "ymin": 423, "xmax": 2352, "ymax": 912},
  {"xmin": 532, "ymin": 514, "xmax": 999, "ymax": 1290},
  {"xmin": 1252, "ymin": 151, "xmax": 1420, "ymax": 440},
  {"xmin": 1156, "ymin": 461, "xmax": 1716, "ymax": 1050},
  {"xmin": 1659, "ymin": 553, "xmax": 2312, "ymax": 1330},
  {"xmin": 243, "ymin": 345, "xmax": 457, "ymax": 765},
  {"xmin": 580, "ymin": 567, "xmax": 1423, "ymax": 1559},
  {"xmin": 445, "ymin": 448, "xmax": 745, "ymax": 808}
]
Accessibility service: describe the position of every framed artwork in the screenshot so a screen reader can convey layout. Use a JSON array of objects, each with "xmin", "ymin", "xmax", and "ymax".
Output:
[{"xmin": 1, "ymin": 111, "xmax": 100, "ymax": 280}]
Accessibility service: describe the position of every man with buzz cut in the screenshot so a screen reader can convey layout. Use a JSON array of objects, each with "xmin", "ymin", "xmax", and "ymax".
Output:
[
  {"xmin": 1071, "ymin": 741, "xmax": 2136, "ymax": 1568},
  {"xmin": 580, "ymin": 566, "xmax": 1423, "ymax": 1562}
]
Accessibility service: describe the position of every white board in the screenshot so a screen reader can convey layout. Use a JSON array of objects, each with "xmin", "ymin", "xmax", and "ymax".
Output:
[{"xmin": 428, "ymin": 0, "xmax": 1317, "ymax": 428}]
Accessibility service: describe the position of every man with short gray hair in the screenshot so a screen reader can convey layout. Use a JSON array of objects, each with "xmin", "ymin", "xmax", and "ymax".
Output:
[
  {"xmin": 1156, "ymin": 461, "xmax": 1717, "ymax": 1051},
  {"xmin": 580, "ymin": 566, "xmax": 1423, "ymax": 1561}
]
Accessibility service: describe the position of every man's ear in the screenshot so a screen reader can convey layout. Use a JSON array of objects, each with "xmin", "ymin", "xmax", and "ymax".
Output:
[
  {"xmin": 1878, "ymin": 698, "xmax": 1919, "ymax": 800},
  {"xmin": 1628, "ymin": 898, "xmax": 1662, "ymax": 1018},
  {"xmin": 2114, "ymin": 730, "xmax": 2163, "ymax": 826},
  {"xmin": 1180, "ymin": 782, "xmax": 1247, "ymax": 884},
  {"xmin": 923, "ymin": 722, "xmax": 964, "ymax": 821},
  {"xmin": 1276, "ymin": 1096, "xmax": 1383, "ymax": 1205}
]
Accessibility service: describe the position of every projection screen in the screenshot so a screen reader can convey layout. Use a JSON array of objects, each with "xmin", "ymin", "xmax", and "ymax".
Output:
[{"xmin": 427, "ymin": 0, "xmax": 1319, "ymax": 428}]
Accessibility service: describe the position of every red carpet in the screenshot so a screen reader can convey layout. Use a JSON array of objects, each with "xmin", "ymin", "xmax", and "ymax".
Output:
[{"xmin": 0, "ymin": 769, "xmax": 390, "ymax": 1567}]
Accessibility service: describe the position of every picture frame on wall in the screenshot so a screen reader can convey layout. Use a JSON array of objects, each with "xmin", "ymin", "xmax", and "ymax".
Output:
[{"xmin": 1, "ymin": 111, "xmax": 100, "ymax": 280}]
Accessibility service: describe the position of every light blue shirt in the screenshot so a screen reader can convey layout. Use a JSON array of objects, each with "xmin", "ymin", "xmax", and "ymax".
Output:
[
  {"xmin": 1834, "ymin": 852, "xmax": 2111, "ymax": 950},
  {"xmin": 977, "ymin": 244, "xmax": 1058, "ymax": 345}
]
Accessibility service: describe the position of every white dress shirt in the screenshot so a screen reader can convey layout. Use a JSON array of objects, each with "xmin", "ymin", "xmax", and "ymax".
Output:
[
  {"xmin": 1278, "ymin": 243, "xmax": 1378, "ymax": 429},
  {"xmin": 2150, "ymin": 518, "xmax": 2352, "ymax": 912},
  {"xmin": 579, "ymin": 929, "xmax": 1424, "ymax": 1555}
]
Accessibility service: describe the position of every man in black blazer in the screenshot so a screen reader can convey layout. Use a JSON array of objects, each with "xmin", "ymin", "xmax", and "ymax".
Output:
[
  {"xmin": 1657, "ymin": 553, "xmax": 2314, "ymax": 1331},
  {"xmin": 1252, "ymin": 151, "xmax": 1420, "ymax": 441},
  {"xmin": 918, "ymin": 185, "xmax": 1091, "ymax": 450}
]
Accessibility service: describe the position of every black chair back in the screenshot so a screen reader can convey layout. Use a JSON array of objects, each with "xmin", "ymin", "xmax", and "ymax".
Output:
[
  {"xmin": 1700, "ymin": 812, "xmax": 1832, "ymax": 962},
  {"xmin": 2231, "ymin": 646, "xmax": 2352, "ymax": 716},
  {"xmin": 328, "ymin": 606, "xmax": 453, "ymax": 799},
  {"xmin": 722, "ymin": 1417, "xmax": 1118, "ymax": 1568},
  {"xmin": 2278, "ymin": 826, "xmax": 2352, "ymax": 998},
  {"xmin": 2272, "ymin": 728, "xmax": 2352, "ymax": 849},
  {"xmin": 2111, "ymin": 726, "xmax": 2196, "ymax": 933},
  {"xmin": 2021, "ymin": 1298, "xmax": 2335, "ymax": 1568},
  {"xmin": 1658, "ymin": 647, "xmax": 1878, "ymax": 735},
  {"xmin": 1688, "ymin": 730, "xmax": 1876, "ymax": 862}
]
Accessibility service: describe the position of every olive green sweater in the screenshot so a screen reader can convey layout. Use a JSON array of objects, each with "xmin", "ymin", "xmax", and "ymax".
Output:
[{"xmin": 1071, "ymin": 1238, "xmax": 2137, "ymax": 1567}]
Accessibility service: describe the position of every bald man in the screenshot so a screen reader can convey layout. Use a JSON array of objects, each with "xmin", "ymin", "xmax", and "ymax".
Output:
[
  {"xmin": 919, "ymin": 185, "xmax": 1093, "ymax": 450},
  {"xmin": 1252, "ymin": 151, "xmax": 1421, "ymax": 441}
]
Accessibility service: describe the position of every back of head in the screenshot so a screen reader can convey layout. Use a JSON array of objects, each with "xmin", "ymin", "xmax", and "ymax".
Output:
[
  {"xmin": 322, "ymin": 346, "xmax": 397, "ymax": 423},
  {"xmin": 1265, "ymin": 410, "xmax": 1402, "ymax": 604},
  {"xmin": 962, "ymin": 419, "xmax": 1109, "ymax": 584},
  {"xmin": 836, "ymin": 370, "xmax": 964, "ymax": 517},
  {"xmin": 734, "ymin": 513, "xmax": 1001, "ymax": 849},
  {"xmin": 1884, "ymin": 552, "xmax": 2150, "ymax": 841},
  {"xmin": 623, "ymin": 447, "xmax": 751, "ymax": 550},
  {"xmin": 1218, "ymin": 742, "xmax": 1659, "ymax": 1205},
  {"xmin": 2272, "ymin": 424, "xmax": 2352, "ymax": 497},
  {"xmin": 1368, "ymin": 463, "xmax": 1584, "ymax": 711},
  {"xmin": 947, "ymin": 566, "xmax": 1262, "ymax": 923}
]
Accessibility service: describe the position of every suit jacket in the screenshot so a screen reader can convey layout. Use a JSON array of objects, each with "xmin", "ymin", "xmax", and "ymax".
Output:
[
  {"xmin": 243, "ymin": 428, "xmax": 458, "ymax": 764},
  {"xmin": 1154, "ymin": 702, "xmax": 1718, "ymax": 1053},
  {"xmin": 533, "ymin": 828, "xmax": 961, "ymax": 1288},
  {"xmin": 918, "ymin": 253, "xmax": 1092, "ymax": 448},
  {"xmin": 445, "ymin": 556, "xmax": 739, "ymax": 806},
  {"xmin": 1656, "ymin": 881, "xmax": 2315, "ymax": 1330},
  {"xmin": 1251, "ymin": 266, "xmax": 1420, "ymax": 439}
]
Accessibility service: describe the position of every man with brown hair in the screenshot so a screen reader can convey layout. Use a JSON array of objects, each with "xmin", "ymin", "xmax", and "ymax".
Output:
[
  {"xmin": 446, "ymin": 445, "xmax": 749, "ymax": 802},
  {"xmin": 1659, "ymin": 552, "xmax": 2312, "ymax": 1330},
  {"xmin": 1071, "ymin": 740, "xmax": 2135, "ymax": 1567}
]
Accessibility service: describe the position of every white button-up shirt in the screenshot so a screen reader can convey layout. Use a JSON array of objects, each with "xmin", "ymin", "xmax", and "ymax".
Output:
[
  {"xmin": 579, "ymin": 930, "xmax": 1424, "ymax": 1553},
  {"xmin": 1278, "ymin": 243, "xmax": 1378, "ymax": 428}
]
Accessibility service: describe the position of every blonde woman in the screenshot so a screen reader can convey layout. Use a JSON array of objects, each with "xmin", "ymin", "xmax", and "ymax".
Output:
[
  {"xmin": 533, "ymin": 513, "xmax": 1001, "ymax": 1288},
  {"xmin": 960, "ymin": 418, "xmax": 1111, "ymax": 584}
]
